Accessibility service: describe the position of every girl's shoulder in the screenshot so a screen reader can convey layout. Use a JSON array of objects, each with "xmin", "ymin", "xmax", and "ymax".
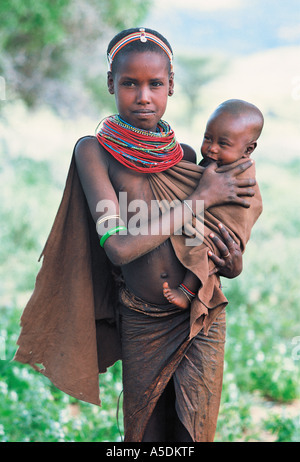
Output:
[
  {"xmin": 74, "ymin": 135, "xmax": 110, "ymax": 171},
  {"xmin": 74, "ymin": 135, "xmax": 98, "ymax": 153}
]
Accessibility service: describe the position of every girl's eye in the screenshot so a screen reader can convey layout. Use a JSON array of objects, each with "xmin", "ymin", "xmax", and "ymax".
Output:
[
  {"xmin": 122, "ymin": 81, "xmax": 135, "ymax": 87},
  {"xmin": 151, "ymin": 81, "xmax": 163, "ymax": 87}
]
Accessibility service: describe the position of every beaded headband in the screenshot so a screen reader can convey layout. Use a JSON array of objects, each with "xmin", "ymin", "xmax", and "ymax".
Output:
[{"xmin": 107, "ymin": 28, "xmax": 173, "ymax": 72}]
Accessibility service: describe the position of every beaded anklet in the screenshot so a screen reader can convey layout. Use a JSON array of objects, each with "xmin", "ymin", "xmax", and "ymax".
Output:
[{"xmin": 178, "ymin": 284, "xmax": 196, "ymax": 303}]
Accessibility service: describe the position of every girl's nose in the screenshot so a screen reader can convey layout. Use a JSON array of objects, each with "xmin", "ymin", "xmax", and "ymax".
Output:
[{"xmin": 137, "ymin": 86, "xmax": 151, "ymax": 104}]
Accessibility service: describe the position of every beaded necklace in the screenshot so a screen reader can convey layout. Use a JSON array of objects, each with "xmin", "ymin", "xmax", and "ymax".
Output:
[{"xmin": 96, "ymin": 115, "xmax": 183, "ymax": 173}]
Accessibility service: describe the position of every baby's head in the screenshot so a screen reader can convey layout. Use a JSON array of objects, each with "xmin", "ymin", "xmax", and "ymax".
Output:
[{"xmin": 201, "ymin": 99, "xmax": 264, "ymax": 165}]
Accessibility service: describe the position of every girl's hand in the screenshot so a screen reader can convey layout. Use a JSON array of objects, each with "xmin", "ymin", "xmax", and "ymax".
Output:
[
  {"xmin": 192, "ymin": 159, "xmax": 256, "ymax": 209},
  {"xmin": 208, "ymin": 223, "xmax": 242, "ymax": 279}
]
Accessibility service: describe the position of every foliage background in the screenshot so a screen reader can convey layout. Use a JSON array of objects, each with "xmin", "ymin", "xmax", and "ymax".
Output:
[{"xmin": 1, "ymin": 0, "xmax": 299, "ymax": 442}]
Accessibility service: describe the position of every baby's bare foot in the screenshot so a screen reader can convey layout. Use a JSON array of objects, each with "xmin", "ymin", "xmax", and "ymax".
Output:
[{"xmin": 162, "ymin": 282, "xmax": 190, "ymax": 309}]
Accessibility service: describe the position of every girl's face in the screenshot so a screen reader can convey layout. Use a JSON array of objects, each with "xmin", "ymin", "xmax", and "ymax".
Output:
[{"xmin": 107, "ymin": 51, "xmax": 174, "ymax": 132}]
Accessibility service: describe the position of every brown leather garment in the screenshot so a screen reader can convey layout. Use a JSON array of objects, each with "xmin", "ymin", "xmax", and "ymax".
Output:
[{"xmin": 119, "ymin": 286, "xmax": 226, "ymax": 442}]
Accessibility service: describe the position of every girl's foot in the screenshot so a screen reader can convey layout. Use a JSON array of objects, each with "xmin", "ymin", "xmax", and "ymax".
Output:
[{"xmin": 162, "ymin": 282, "xmax": 190, "ymax": 309}]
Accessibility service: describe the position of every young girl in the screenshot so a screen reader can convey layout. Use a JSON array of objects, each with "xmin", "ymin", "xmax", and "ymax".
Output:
[{"xmin": 15, "ymin": 27, "xmax": 256, "ymax": 442}]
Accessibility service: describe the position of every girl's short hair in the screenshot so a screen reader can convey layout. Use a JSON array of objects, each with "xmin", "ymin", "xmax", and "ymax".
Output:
[{"xmin": 107, "ymin": 27, "xmax": 173, "ymax": 75}]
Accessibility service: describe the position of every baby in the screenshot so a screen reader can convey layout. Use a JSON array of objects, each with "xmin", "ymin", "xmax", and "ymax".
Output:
[{"xmin": 163, "ymin": 99, "xmax": 264, "ymax": 308}]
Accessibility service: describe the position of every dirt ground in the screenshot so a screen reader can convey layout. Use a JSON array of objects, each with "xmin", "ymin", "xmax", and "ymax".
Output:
[{"xmin": 247, "ymin": 397, "xmax": 300, "ymax": 442}]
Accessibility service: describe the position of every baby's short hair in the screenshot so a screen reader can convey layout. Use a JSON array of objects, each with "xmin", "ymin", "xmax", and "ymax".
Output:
[
  {"xmin": 215, "ymin": 99, "xmax": 264, "ymax": 140},
  {"xmin": 107, "ymin": 27, "xmax": 173, "ymax": 75}
]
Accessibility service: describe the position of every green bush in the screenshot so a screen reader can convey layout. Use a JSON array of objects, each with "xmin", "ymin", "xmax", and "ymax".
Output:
[
  {"xmin": 215, "ymin": 374, "xmax": 253, "ymax": 442},
  {"xmin": 264, "ymin": 414, "xmax": 300, "ymax": 442},
  {"xmin": 0, "ymin": 311, "xmax": 123, "ymax": 442}
]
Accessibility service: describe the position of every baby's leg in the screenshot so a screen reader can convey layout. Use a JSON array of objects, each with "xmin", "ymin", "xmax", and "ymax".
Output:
[
  {"xmin": 163, "ymin": 271, "xmax": 199, "ymax": 309},
  {"xmin": 163, "ymin": 282, "xmax": 190, "ymax": 309}
]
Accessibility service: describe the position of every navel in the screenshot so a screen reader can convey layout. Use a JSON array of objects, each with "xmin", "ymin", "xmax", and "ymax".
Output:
[{"xmin": 160, "ymin": 272, "xmax": 168, "ymax": 279}]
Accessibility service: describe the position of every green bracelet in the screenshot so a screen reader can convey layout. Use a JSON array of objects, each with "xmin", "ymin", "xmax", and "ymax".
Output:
[{"xmin": 100, "ymin": 225, "xmax": 127, "ymax": 248}]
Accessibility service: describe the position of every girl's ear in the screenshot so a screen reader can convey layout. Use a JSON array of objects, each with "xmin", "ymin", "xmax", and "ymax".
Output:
[
  {"xmin": 107, "ymin": 71, "xmax": 115, "ymax": 94},
  {"xmin": 168, "ymin": 72, "xmax": 174, "ymax": 96}
]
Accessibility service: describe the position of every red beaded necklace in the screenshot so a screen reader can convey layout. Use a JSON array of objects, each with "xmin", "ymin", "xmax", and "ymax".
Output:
[{"xmin": 96, "ymin": 115, "xmax": 183, "ymax": 173}]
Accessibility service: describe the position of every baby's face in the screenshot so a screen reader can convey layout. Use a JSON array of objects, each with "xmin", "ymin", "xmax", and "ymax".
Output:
[{"xmin": 201, "ymin": 112, "xmax": 254, "ymax": 165}]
